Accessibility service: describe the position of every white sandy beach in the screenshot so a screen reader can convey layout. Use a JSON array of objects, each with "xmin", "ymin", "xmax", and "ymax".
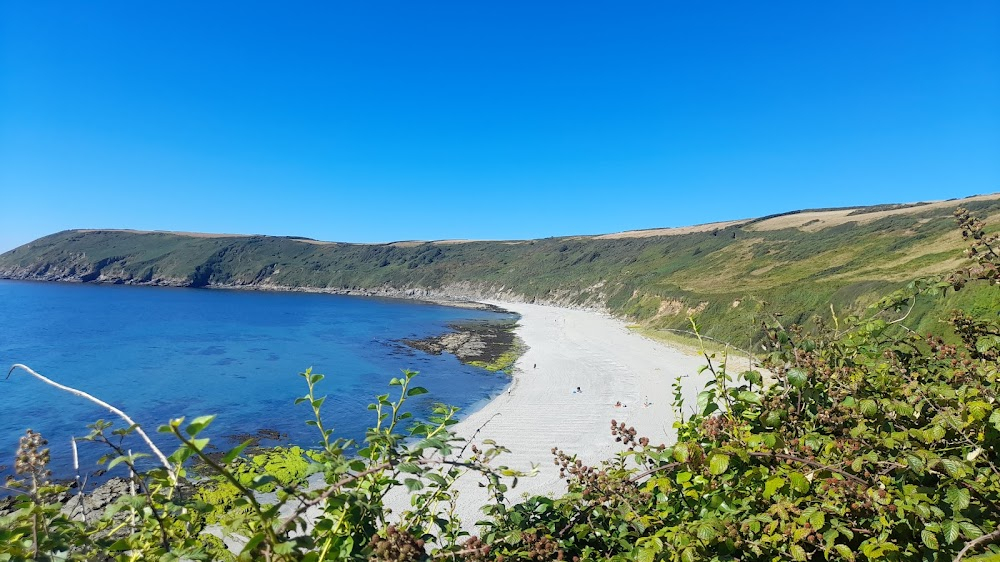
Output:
[{"xmin": 386, "ymin": 301, "xmax": 727, "ymax": 530}]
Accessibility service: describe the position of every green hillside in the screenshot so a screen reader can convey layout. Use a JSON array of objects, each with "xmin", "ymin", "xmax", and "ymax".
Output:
[{"xmin": 3, "ymin": 194, "xmax": 999, "ymax": 343}]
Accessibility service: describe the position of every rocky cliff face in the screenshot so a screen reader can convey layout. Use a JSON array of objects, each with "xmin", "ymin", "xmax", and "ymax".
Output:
[
  {"xmin": 0, "ymin": 252, "xmax": 189, "ymax": 287},
  {"xmin": 0, "ymin": 260, "xmax": 610, "ymax": 313}
]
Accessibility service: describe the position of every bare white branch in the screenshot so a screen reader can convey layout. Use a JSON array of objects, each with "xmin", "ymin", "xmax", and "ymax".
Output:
[{"xmin": 7, "ymin": 363, "xmax": 176, "ymax": 484}]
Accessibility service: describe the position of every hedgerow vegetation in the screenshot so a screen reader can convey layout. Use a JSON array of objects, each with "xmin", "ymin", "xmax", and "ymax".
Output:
[{"xmin": 2, "ymin": 208, "xmax": 1000, "ymax": 561}]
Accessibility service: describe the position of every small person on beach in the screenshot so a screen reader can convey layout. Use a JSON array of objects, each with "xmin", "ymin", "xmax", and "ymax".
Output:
[{"xmin": 573, "ymin": 386, "xmax": 582, "ymax": 394}]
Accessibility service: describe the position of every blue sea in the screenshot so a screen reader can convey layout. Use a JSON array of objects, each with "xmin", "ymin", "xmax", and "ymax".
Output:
[{"xmin": 0, "ymin": 280, "xmax": 514, "ymax": 484}]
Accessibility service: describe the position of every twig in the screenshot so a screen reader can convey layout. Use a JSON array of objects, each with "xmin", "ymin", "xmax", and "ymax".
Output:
[
  {"xmin": 748, "ymin": 452, "xmax": 869, "ymax": 488},
  {"xmin": 70, "ymin": 438, "xmax": 88, "ymax": 522},
  {"xmin": 275, "ymin": 457, "xmax": 502, "ymax": 536},
  {"xmin": 128, "ymin": 448, "xmax": 137, "ymax": 529},
  {"xmin": 629, "ymin": 461, "xmax": 681, "ymax": 483},
  {"xmin": 432, "ymin": 545, "xmax": 491, "ymax": 559},
  {"xmin": 458, "ymin": 412, "xmax": 501, "ymax": 457},
  {"xmin": 7, "ymin": 364, "xmax": 176, "ymax": 484},
  {"xmin": 954, "ymin": 523, "xmax": 1000, "ymax": 562},
  {"xmin": 629, "ymin": 451, "xmax": 868, "ymax": 488},
  {"xmin": 169, "ymin": 424, "xmax": 277, "ymax": 558},
  {"xmin": 650, "ymin": 329, "xmax": 757, "ymax": 360},
  {"xmin": 887, "ymin": 299, "xmax": 916, "ymax": 325},
  {"xmin": 275, "ymin": 460, "xmax": 393, "ymax": 534},
  {"xmin": 92, "ymin": 432, "xmax": 171, "ymax": 552}
]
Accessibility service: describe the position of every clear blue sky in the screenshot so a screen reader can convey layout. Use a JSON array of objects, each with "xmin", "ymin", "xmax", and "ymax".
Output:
[{"xmin": 2, "ymin": 2, "xmax": 998, "ymax": 252}]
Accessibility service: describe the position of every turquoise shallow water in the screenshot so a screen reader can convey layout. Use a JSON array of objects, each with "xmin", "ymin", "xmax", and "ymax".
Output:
[{"xmin": 0, "ymin": 280, "xmax": 513, "ymax": 483}]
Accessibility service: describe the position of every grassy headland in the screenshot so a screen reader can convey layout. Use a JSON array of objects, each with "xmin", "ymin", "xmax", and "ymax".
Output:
[{"xmin": 2, "ymin": 194, "xmax": 998, "ymax": 345}]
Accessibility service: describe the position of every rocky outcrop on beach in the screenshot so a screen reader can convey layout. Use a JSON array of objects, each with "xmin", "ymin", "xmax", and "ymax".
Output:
[
  {"xmin": 402, "ymin": 320, "xmax": 521, "ymax": 369},
  {"xmin": 404, "ymin": 330, "xmax": 488, "ymax": 362},
  {"xmin": 0, "ymin": 477, "xmax": 135, "ymax": 524},
  {"xmin": 58, "ymin": 477, "xmax": 133, "ymax": 524}
]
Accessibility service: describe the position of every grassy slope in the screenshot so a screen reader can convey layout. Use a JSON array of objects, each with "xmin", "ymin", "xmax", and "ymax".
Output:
[{"xmin": 2, "ymin": 196, "xmax": 999, "ymax": 344}]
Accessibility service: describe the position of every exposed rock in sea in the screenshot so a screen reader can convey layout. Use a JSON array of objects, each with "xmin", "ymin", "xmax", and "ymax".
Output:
[{"xmin": 402, "ymin": 319, "xmax": 522, "ymax": 370}]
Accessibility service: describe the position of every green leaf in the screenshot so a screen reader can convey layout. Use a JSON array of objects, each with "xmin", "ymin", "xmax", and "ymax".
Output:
[
  {"xmin": 696, "ymin": 523, "xmax": 717, "ymax": 541},
  {"xmin": 743, "ymin": 370, "xmax": 763, "ymax": 386},
  {"xmin": 736, "ymin": 390, "xmax": 760, "ymax": 404},
  {"xmin": 404, "ymin": 478, "xmax": 423, "ymax": 492},
  {"xmin": 913, "ymin": 503, "xmax": 931, "ymax": 519},
  {"xmin": 787, "ymin": 368, "xmax": 807, "ymax": 388},
  {"xmin": 940, "ymin": 458, "xmax": 967, "ymax": 478},
  {"xmin": 108, "ymin": 538, "xmax": 132, "ymax": 551},
  {"xmin": 789, "ymin": 472, "xmax": 810, "ymax": 494},
  {"xmin": 407, "ymin": 386, "xmax": 429, "ymax": 396},
  {"xmin": 809, "ymin": 510, "xmax": 825, "ymax": 530},
  {"xmin": 835, "ymin": 544, "xmax": 856, "ymax": 562},
  {"xmin": 697, "ymin": 391, "xmax": 718, "ymax": 415},
  {"xmin": 905, "ymin": 453, "xmax": 925, "ymax": 473},
  {"xmin": 790, "ymin": 544, "xmax": 807, "ymax": 561},
  {"xmin": 922, "ymin": 529, "xmax": 939, "ymax": 550},
  {"xmin": 976, "ymin": 335, "xmax": 1000, "ymax": 354},
  {"xmin": 241, "ymin": 533, "xmax": 266, "ymax": 556},
  {"xmin": 222, "ymin": 440, "xmax": 252, "ymax": 464},
  {"xmin": 637, "ymin": 548, "xmax": 656, "ymax": 562},
  {"xmin": 968, "ymin": 401, "xmax": 992, "ymax": 421},
  {"xmin": 106, "ymin": 455, "xmax": 131, "ymax": 472},
  {"xmin": 185, "ymin": 415, "xmax": 217, "ymax": 437},
  {"xmin": 799, "ymin": 506, "xmax": 817, "ymax": 523},
  {"xmin": 425, "ymin": 473, "xmax": 447, "ymax": 487},
  {"xmin": 763, "ymin": 477, "xmax": 785, "ymax": 500},
  {"xmin": 925, "ymin": 424, "xmax": 947, "ymax": 443},
  {"xmin": 959, "ymin": 521, "xmax": 983, "ymax": 539},
  {"xmin": 397, "ymin": 463, "xmax": 421, "ymax": 474},
  {"xmin": 943, "ymin": 520, "xmax": 961, "ymax": 544},
  {"xmin": 859, "ymin": 399, "xmax": 877, "ymax": 417},
  {"xmin": 250, "ymin": 475, "xmax": 276, "ymax": 489},
  {"xmin": 673, "ymin": 443, "xmax": 690, "ymax": 463},
  {"xmin": 946, "ymin": 486, "xmax": 971, "ymax": 511},
  {"xmin": 709, "ymin": 453, "xmax": 730, "ymax": 476}
]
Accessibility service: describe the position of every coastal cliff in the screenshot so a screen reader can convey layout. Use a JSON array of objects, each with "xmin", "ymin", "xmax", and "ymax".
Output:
[{"xmin": 3, "ymin": 194, "xmax": 999, "ymax": 342}]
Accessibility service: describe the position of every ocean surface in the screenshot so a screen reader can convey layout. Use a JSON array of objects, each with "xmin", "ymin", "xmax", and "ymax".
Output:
[{"xmin": 0, "ymin": 280, "xmax": 514, "ymax": 484}]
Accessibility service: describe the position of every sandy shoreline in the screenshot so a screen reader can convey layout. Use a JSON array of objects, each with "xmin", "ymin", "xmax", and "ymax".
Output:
[{"xmin": 386, "ymin": 300, "xmax": 724, "ymax": 530}]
